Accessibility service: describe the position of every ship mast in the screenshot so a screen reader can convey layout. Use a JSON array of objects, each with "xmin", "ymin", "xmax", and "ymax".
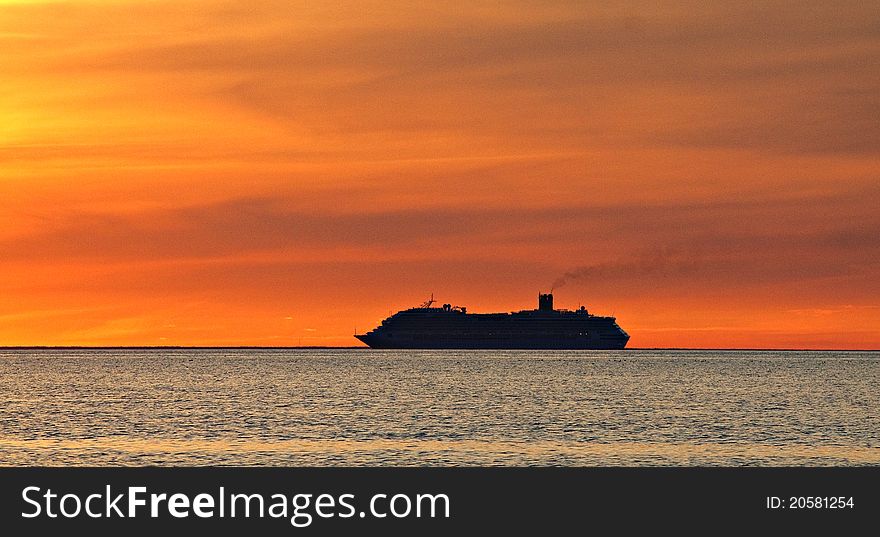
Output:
[{"xmin": 419, "ymin": 293, "xmax": 436, "ymax": 308}]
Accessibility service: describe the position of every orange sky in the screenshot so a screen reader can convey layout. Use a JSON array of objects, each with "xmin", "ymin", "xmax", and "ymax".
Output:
[{"xmin": 1, "ymin": 1, "xmax": 878, "ymax": 348}]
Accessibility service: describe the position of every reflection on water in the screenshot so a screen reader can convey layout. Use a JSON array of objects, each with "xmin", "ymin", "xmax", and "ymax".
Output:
[{"xmin": 0, "ymin": 349, "xmax": 877, "ymax": 466}]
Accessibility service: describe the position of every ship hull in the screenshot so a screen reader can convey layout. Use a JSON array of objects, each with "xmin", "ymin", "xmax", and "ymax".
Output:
[{"xmin": 355, "ymin": 333, "xmax": 629, "ymax": 350}]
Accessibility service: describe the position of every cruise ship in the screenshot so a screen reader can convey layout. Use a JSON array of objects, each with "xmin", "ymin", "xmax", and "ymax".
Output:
[{"xmin": 355, "ymin": 293, "xmax": 629, "ymax": 349}]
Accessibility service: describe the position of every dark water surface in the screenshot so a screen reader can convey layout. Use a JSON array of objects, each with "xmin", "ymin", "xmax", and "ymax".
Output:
[{"xmin": 1, "ymin": 349, "xmax": 877, "ymax": 465}]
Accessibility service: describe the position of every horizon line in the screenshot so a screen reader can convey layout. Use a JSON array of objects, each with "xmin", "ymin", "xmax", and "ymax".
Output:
[{"xmin": 0, "ymin": 346, "xmax": 877, "ymax": 352}]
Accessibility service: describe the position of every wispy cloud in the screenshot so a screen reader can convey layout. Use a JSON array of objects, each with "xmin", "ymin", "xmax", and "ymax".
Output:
[{"xmin": 1, "ymin": 1, "xmax": 878, "ymax": 346}]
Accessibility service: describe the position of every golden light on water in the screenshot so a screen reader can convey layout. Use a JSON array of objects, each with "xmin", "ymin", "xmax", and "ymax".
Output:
[{"xmin": 4, "ymin": 437, "xmax": 879, "ymax": 465}]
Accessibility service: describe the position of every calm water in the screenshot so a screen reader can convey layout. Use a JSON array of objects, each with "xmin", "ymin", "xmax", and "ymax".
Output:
[{"xmin": 0, "ymin": 349, "xmax": 877, "ymax": 466}]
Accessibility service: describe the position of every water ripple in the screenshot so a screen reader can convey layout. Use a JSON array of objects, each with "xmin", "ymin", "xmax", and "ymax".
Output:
[{"xmin": 0, "ymin": 349, "xmax": 877, "ymax": 466}]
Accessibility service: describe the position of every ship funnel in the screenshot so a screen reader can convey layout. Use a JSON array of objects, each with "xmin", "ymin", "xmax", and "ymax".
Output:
[{"xmin": 538, "ymin": 293, "xmax": 554, "ymax": 311}]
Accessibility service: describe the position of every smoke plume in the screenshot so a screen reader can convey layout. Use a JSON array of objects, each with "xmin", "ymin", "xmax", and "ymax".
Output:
[{"xmin": 551, "ymin": 248, "xmax": 703, "ymax": 291}]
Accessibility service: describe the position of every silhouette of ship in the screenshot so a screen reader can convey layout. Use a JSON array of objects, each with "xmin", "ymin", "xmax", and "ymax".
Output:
[{"xmin": 355, "ymin": 293, "xmax": 629, "ymax": 349}]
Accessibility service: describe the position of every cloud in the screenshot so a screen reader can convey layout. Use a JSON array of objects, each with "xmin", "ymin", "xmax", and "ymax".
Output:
[
  {"xmin": 2, "ymin": 188, "xmax": 877, "ymax": 292},
  {"xmin": 105, "ymin": 11, "xmax": 878, "ymax": 156},
  {"xmin": 2, "ymin": 1, "xmax": 879, "ymax": 346},
  {"xmin": 7, "ymin": 1, "xmax": 876, "ymax": 155}
]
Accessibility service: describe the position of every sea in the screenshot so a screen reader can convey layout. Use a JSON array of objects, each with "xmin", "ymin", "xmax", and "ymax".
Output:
[{"xmin": 1, "ymin": 348, "xmax": 877, "ymax": 466}]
